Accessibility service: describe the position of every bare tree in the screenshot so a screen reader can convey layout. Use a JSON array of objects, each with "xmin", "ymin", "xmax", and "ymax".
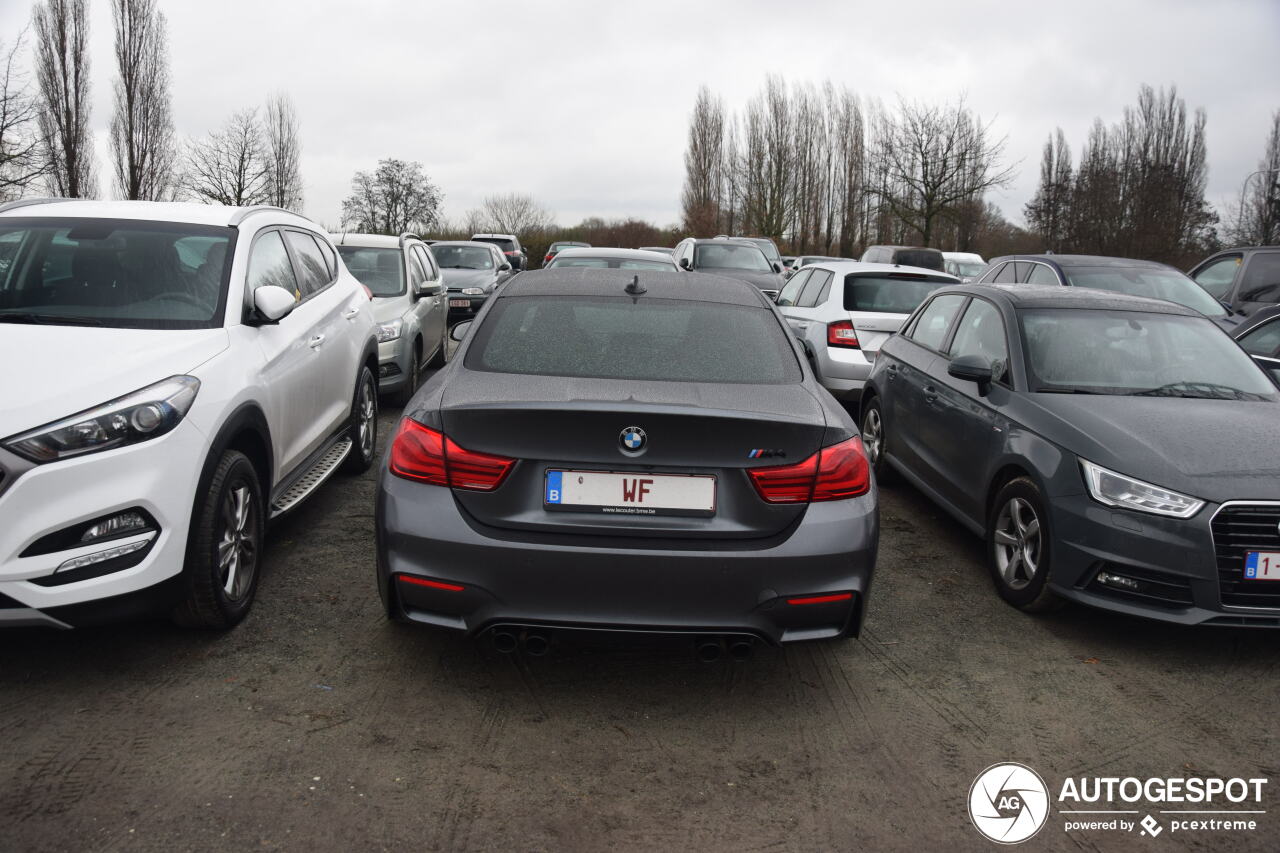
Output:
[
  {"xmin": 0, "ymin": 33, "xmax": 48, "ymax": 200},
  {"xmin": 263, "ymin": 92, "xmax": 302, "ymax": 211},
  {"xmin": 109, "ymin": 0, "xmax": 176, "ymax": 200},
  {"xmin": 477, "ymin": 192, "xmax": 555, "ymax": 234},
  {"xmin": 1227, "ymin": 111, "xmax": 1280, "ymax": 246},
  {"xmin": 32, "ymin": 0, "xmax": 95, "ymax": 198},
  {"xmin": 680, "ymin": 85, "xmax": 725, "ymax": 236},
  {"xmin": 183, "ymin": 108, "xmax": 271, "ymax": 206},
  {"xmin": 1024, "ymin": 128, "xmax": 1073, "ymax": 251},
  {"xmin": 341, "ymin": 158, "xmax": 441, "ymax": 235}
]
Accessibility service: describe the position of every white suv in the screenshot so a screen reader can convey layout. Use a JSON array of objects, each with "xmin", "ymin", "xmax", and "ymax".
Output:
[{"xmin": 0, "ymin": 200, "xmax": 379, "ymax": 629}]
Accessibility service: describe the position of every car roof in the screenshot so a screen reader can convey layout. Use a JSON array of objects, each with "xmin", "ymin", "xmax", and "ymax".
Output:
[
  {"xmin": 471, "ymin": 233, "xmax": 516, "ymax": 239},
  {"xmin": 552, "ymin": 247, "xmax": 676, "ymax": 262},
  {"xmin": 990, "ymin": 254, "xmax": 1176, "ymax": 271},
  {"xmin": 936, "ymin": 283, "xmax": 1199, "ymax": 316},
  {"xmin": 805, "ymin": 260, "xmax": 958, "ymax": 279},
  {"xmin": 499, "ymin": 268, "xmax": 770, "ymax": 307},
  {"xmin": 430, "ymin": 240, "xmax": 497, "ymax": 249},
  {"xmin": 0, "ymin": 199, "xmax": 316, "ymax": 229},
  {"xmin": 329, "ymin": 233, "xmax": 404, "ymax": 248}
]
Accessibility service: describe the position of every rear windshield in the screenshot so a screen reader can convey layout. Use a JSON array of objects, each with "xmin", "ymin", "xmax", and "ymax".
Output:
[
  {"xmin": 465, "ymin": 296, "xmax": 801, "ymax": 384},
  {"xmin": 336, "ymin": 246, "xmax": 404, "ymax": 296},
  {"xmin": 473, "ymin": 237, "xmax": 515, "ymax": 252},
  {"xmin": 844, "ymin": 275, "xmax": 948, "ymax": 314},
  {"xmin": 1062, "ymin": 265, "xmax": 1227, "ymax": 318},
  {"xmin": 0, "ymin": 217, "xmax": 234, "ymax": 329},
  {"xmin": 694, "ymin": 243, "xmax": 771, "ymax": 272},
  {"xmin": 548, "ymin": 256, "xmax": 675, "ymax": 271},
  {"xmin": 892, "ymin": 250, "xmax": 944, "ymax": 271}
]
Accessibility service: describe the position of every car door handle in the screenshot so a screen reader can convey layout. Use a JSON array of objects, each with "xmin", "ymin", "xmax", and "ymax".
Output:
[
  {"xmin": 308, "ymin": 334, "xmax": 326, "ymax": 349},
  {"xmin": 343, "ymin": 309, "xmax": 360, "ymax": 320},
  {"xmin": 923, "ymin": 385, "xmax": 937, "ymax": 404},
  {"xmin": 795, "ymin": 322, "xmax": 810, "ymax": 330}
]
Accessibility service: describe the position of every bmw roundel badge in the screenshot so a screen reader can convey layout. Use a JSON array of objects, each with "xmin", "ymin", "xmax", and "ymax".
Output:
[{"xmin": 619, "ymin": 426, "xmax": 647, "ymax": 454}]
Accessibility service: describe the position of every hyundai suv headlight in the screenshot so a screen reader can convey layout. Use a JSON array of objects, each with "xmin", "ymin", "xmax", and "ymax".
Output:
[
  {"xmin": 4, "ymin": 376, "xmax": 200, "ymax": 463},
  {"xmin": 377, "ymin": 319, "xmax": 404, "ymax": 343},
  {"xmin": 1080, "ymin": 459, "xmax": 1204, "ymax": 519}
]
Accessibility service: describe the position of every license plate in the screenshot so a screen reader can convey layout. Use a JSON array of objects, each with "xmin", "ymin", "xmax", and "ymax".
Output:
[
  {"xmin": 1244, "ymin": 551, "xmax": 1280, "ymax": 580},
  {"xmin": 449, "ymin": 299, "xmax": 470, "ymax": 308},
  {"xmin": 544, "ymin": 470, "xmax": 715, "ymax": 516}
]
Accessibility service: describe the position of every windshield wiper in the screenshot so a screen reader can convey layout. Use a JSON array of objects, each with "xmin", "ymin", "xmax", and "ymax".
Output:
[
  {"xmin": 1133, "ymin": 381, "xmax": 1261, "ymax": 401},
  {"xmin": 1035, "ymin": 386, "xmax": 1111, "ymax": 395},
  {"xmin": 0, "ymin": 312, "xmax": 104, "ymax": 326}
]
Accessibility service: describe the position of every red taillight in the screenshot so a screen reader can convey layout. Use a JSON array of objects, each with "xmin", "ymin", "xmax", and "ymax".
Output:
[
  {"xmin": 504, "ymin": 250, "xmax": 519, "ymax": 256},
  {"xmin": 827, "ymin": 320, "xmax": 860, "ymax": 348},
  {"xmin": 544, "ymin": 253, "xmax": 554, "ymax": 261},
  {"xmin": 748, "ymin": 436, "xmax": 870, "ymax": 503},
  {"xmin": 787, "ymin": 592, "xmax": 853, "ymax": 606},
  {"xmin": 397, "ymin": 574, "xmax": 465, "ymax": 592},
  {"xmin": 389, "ymin": 419, "xmax": 515, "ymax": 491}
]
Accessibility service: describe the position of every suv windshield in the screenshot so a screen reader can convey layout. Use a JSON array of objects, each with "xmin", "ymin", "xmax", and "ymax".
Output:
[
  {"xmin": 465, "ymin": 296, "xmax": 800, "ymax": 384},
  {"xmin": 845, "ymin": 275, "xmax": 947, "ymax": 314},
  {"xmin": 1063, "ymin": 265, "xmax": 1227, "ymax": 318},
  {"xmin": 0, "ymin": 218, "xmax": 233, "ymax": 329},
  {"xmin": 694, "ymin": 244, "xmax": 771, "ymax": 272},
  {"xmin": 433, "ymin": 245, "xmax": 494, "ymax": 270},
  {"xmin": 1021, "ymin": 308, "xmax": 1275, "ymax": 399},
  {"xmin": 336, "ymin": 246, "xmax": 404, "ymax": 296}
]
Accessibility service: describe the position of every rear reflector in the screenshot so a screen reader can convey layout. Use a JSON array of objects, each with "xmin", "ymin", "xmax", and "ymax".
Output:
[
  {"xmin": 389, "ymin": 418, "xmax": 515, "ymax": 491},
  {"xmin": 827, "ymin": 320, "xmax": 860, "ymax": 348},
  {"xmin": 748, "ymin": 436, "xmax": 870, "ymax": 503},
  {"xmin": 398, "ymin": 574, "xmax": 465, "ymax": 592},
  {"xmin": 787, "ymin": 592, "xmax": 853, "ymax": 606}
]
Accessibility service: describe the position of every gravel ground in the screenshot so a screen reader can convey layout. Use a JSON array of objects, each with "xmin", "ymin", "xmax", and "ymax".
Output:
[{"xmin": 1, "ymin": 387, "xmax": 1276, "ymax": 851}]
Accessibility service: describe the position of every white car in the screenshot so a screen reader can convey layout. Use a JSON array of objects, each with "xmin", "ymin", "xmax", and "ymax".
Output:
[
  {"xmin": 775, "ymin": 260, "xmax": 957, "ymax": 400},
  {"xmin": 0, "ymin": 200, "xmax": 379, "ymax": 629},
  {"xmin": 943, "ymin": 251, "xmax": 987, "ymax": 281}
]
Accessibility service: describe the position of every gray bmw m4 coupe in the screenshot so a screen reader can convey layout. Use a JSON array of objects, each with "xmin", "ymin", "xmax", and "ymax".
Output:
[{"xmin": 375, "ymin": 269, "xmax": 879, "ymax": 655}]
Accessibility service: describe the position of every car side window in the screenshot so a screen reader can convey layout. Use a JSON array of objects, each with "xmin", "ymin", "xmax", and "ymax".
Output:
[
  {"xmin": 284, "ymin": 231, "xmax": 332, "ymax": 296},
  {"xmin": 313, "ymin": 235, "xmax": 338, "ymax": 279},
  {"xmin": 415, "ymin": 245, "xmax": 440, "ymax": 281},
  {"xmin": 798, "ymin": 270, "xmax": 832, "ymax": 307},
  {"xmin": 1239, "ymin": 318, "xmax": 1280, "ymax": 357},
  {"xmin": 248, "ymin": 230, "xmax": 300, "ymax": 301},
  {"xmin": 776, "ymin": 270, "xmax": 809, "ymax": 307},
  {"xmin": 948, "ymin": 298, "xmax": 1010, "ymax": 384},
  {"xmin": 981, "ymin": 262, "xmax": 1007, "ymax": 283},
  {"xmin": 1193, "ymin": 255, "xmax": 1241, "ymax": 300},
  {"xmin": 906, "ymin": 294, "xmax": 965, "ymax": 351},
  {"xmin": 1239, "ymin": 253, "xmax": 1280, "ymax": 304},
  {"xmin": 1026, "ymin": 263, "xmax": 1060, "ymax": 286},
  {"xmin": 407, "ymin": 248, "xmax": 427, "ymax": 287}
]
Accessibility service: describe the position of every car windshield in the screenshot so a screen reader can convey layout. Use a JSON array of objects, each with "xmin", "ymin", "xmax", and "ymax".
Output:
[
  {"xmin": 0, "ymin": 218, "xmax": 233, "ymax": 329},
  {"xmin": 951, "ymin": 262, "xmax": 986, "ymax": 278},
  {"xmin": 747, "ymin": 239, "xmax": 780, "ymax": 262},
  {"xmin": 844, "ymin": 275, "xmax": 947, "ymax": 314},
  {"xmin": 694, "ymin": 244, "xmax": 771, "ymax": 272},
  {"xmin": 433, "ymin": 245, "xmax": 494, "ymax": 270},
  {"xmin": 1063, "ymin": 265, "xmax": 1227, "ymax": 318},
  {"xmin": 1021, "ymin": 308, "xmax": 1276, "ymax": 399},
  {"xmin": 465, "ymin": 295, "xmax": 801, "ymax": 384},
  {"xmin": 548, "ymin": 256, "xmax": 674, "ymax": 271},
  {"xmin": 336, "ymin": 246, "xmax": 404, "ymax": 296}
]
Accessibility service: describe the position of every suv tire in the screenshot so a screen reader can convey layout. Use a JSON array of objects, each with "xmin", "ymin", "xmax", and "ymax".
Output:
[{"xmin": 342, "ymin": 365, "xmax": 378, "ymax": 474}]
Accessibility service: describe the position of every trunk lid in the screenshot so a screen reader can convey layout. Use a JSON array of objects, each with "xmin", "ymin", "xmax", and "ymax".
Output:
[{"xmin": 849, "ymin": 313, "xmax": 910, "ymax": 354}]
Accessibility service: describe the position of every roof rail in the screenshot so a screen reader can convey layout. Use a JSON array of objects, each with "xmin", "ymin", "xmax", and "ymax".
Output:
[
  {"xmin": 228, "ymin": 205, "xmax": 309, "ymax": 227},
  {"xmin": 398, "ymin": 231, "xmax": 420, "ymax": 249},
  {"xmin": 0, "ymin": 197, "xmax": 79, "ymax": 214}
]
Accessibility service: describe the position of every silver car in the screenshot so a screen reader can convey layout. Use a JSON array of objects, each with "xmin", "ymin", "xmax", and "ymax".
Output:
[
  {"xmin": 775, "ymin": 261, "xmax": 957, "ymax": 400},
  {"xmin": 333, "ymin": 233, "xmax": 448, "ymax": 405},
  {"xmin": 545, "ymin": 247, "xmax": 679, "ymax": 271}
]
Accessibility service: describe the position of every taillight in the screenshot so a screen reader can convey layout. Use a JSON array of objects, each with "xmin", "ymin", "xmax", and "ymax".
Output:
[
  {"xmin": 748, "ymin": 436, "xmax": 870, "ymax": 503},
  {"xmin": 827, "ymin": 320, "xmax": 860, "ymax": 348},
  {"xmin": 389, "ymin": 419, "xmax": 515, "ymax": 491}
]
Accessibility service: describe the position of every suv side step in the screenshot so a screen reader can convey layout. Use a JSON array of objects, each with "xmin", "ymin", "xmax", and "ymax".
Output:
[{"xmin": 270, "ymin": 436, "xmax": 352, "ymax": 517}]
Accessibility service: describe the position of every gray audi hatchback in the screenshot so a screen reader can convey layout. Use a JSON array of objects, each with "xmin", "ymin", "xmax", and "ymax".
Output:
[{"xmin": 375, "ymin": 269, "xmax": 878, "ymax": 655}]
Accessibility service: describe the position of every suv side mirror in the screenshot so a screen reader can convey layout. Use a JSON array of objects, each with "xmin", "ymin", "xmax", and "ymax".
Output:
[
  {"xmin": 948, "ymin": 353, "xmax": 995, "ymax": 396},
  {"xmin": 499, "ymin": 263, "xmax": 512, "ymax": 272},
  {"xmin": 252, "ymin": 285, "xmax": 296, "ymax": 324},
  {"xmin": 450, "ymin": 321, "xmax": 472, "ymax": 342},
  {"xmin": 679, "ymin": 257, "xmax": 691, "ymax": 270}
]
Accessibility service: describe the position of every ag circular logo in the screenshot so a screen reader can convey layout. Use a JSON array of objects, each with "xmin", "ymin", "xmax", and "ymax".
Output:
[
  {"xmin": 968, "ymin": 762, "xmax": 1050, "ymax": 844},
  {"xmin": 619, "ymin": 426, "xmax": 646, "ymax": 454}
]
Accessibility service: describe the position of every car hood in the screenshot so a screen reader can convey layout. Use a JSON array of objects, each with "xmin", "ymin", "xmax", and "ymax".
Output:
[
  {"xmin": 1025, "ymin": 394, "xmax": 1280, "ymax": 503},
  {"xmin": 697, "ymin": 268, "xmax": 783, "ymax": 290},
  {"xmin": 441, "ymin": 269, "xmax": 495, "ymax": 291},
  {"xmin": 0, "ymin": 325, "xmax": 229, "ymax": 437}
]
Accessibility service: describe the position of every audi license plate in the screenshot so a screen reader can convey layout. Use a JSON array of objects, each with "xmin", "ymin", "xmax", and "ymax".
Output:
[
  {"xmin": 1244, "ymin": 551, "xmax": 1280, "ymax": 580},
  {"xmin": 449, "ymin": 298, "xmax": 470, "ymax": 308},
  {"xmin": 544, "ymin": 470, "xmax": 715, "ymax": 517}
]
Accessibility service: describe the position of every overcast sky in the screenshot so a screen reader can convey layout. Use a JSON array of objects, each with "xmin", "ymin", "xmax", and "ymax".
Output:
[{"xmin": 4, "ymin": 0, "xmax": 1278, "ymax": 232}]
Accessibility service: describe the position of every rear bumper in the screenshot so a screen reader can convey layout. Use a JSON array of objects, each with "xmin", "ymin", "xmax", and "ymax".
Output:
[
  {"xmin": 815, "ymin": 347, "xmax": 874, "ymax": 400},
  {"xmin": 375, "ymin": 472, "xmax": 879, "ymax": 644}
]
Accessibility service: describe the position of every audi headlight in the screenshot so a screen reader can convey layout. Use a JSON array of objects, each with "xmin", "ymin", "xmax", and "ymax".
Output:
[
  {"xmin": 1080, "ymin": 459, "xmax": 1203, "ymax": 519},
  {"xmin": 461, "ymin": 287, "xmax": 485, "ymax": 296},
  {"xmin": 4, "ymin": 376, "xmax": 200, "ymax": 463},
  {"xmin": 377, "ymin": 319, "xmax": 404, "ymax": 343}
]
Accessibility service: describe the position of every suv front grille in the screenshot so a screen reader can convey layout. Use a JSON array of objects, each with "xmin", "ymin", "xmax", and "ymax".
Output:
[{"xmin": 1211, "ymin": 504, "xmax": 1280, "ymax": 609}]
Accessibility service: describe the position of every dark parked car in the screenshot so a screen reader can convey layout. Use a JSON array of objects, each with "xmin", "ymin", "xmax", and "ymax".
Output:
[
  {"xmin": 543, "ymin": 240, "xmax": 590, "ymax": 267},
  {"xmin": 376, "ymin": 268, "xmax": 879, "ymax": 655},
  {"xmin": 1232, "ymin": 304, "xmax": 1280, "ymax": 383},
  {"xmin": 672, "ymin": 237, "xmax": 786, "ymax": 299},
  {"xmin": 859, "ymin": 246, "xmax": 945, "ymax": 272},
  {"xmin": 716, "ymin": 235, "xmax": 783, "ymax": 268},
  {"xmin": 470, "ymin": 233, "xmax": 526, "ymax": 270},
  {"xmin": 861, "ymin": 284, "xmax": 1280, "ymax": 625},
  {"xmin": 429, "ymin": 241, "xmax": 513, "ymax": 322},
  {"xmin": 1190, "ymin": 246, "xmax": 1280, "ymax": 318},
  {"xmin": 978, "ymin": 254, "xmax": 1238, "ymax": 330}
]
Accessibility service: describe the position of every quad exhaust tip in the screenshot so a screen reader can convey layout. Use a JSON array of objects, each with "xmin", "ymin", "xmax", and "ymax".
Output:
[
  {"xmin": 695, "ymin": 635, "xmax": 755, "ymax": 663},
  {"xmin": 491, "ymin": 627, "xmax": 551, "ymax": 656},
  {"xmin": 492, "ymin": 629, "xmax": 518, "ymax": 654}
]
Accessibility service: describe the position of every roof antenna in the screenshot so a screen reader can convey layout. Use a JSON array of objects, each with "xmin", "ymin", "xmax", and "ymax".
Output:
[{"xmin": 625, "ymin": 274, "xmax": 646, "ymax": 296}]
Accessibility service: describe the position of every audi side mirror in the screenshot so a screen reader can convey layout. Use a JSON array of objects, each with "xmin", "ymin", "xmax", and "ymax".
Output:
[{"xmin": 948, "ymin": 353, "xmax": 995, "ymax": 396}]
